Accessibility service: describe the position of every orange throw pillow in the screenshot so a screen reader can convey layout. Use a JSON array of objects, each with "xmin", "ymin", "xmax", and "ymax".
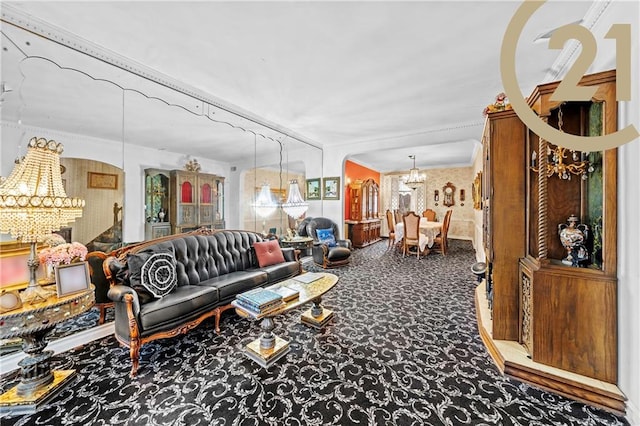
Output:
[{"xmin": 253, "ymin": 240, "xmax": 286, "ymax": 267}]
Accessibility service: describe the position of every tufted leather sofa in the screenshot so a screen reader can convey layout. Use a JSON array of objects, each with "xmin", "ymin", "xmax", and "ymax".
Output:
[{"xmin": 106, "ymin": 228, "xmax": 301, "ymax": 376}]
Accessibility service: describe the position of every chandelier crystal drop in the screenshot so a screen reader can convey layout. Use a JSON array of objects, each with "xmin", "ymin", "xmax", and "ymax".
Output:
[{"xmin": 282, "ymin": 179, "xmax": 309, "ymax": 219}]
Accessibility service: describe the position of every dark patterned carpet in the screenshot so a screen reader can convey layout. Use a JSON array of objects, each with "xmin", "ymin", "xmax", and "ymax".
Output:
[{"xmin": 0, "ymin": 240, "xmax": 628, "ymax": 425}]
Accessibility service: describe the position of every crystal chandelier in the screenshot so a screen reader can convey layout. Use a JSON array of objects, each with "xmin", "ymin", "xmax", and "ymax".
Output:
[
  {"xmin": 530, "ymin": 106, "xmax": 594, "ymax": 180},
  {"xmin": 253, "ymin": 183, "xmax": 278, "ymax": 219},
  {"xmin": 282, "ymin": 179, "xmax": 308, "ymax": 219},
  {"xmin": 531, "ymin": 145, "xmax": 594, "ymax": 180},
  {"xmin": 404, "ymin": 155, "xmax": 425, "ymax": 190},
  {"xmin": 0, "ymin": 137, "xmax": 85, "ymax": 302}
]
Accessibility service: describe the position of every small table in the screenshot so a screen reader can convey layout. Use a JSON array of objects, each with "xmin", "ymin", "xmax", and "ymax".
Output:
[
  {"xmin": 280, "ymin": 237, "xmax": 314, "ymax": 257},
  {"xmin": 233, "ymin": 272, "xmax": 338, "ymax": 368},
  {"xmin": 0, "ymin": 286, "xmax": 95, "ymax": 415}
]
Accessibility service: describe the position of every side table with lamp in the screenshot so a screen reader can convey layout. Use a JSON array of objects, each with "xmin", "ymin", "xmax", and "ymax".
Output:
[{"xmin": 0, "ymin": 137, "xmax": 88, "ymax": 414}]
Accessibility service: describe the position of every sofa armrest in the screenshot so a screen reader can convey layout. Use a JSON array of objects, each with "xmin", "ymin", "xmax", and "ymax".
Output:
[
  {"xmin": 108, "ymin": 285, "xmax": 141, "ymax": 317},
  {"xmin": 281, "ymin": 247, "xmax": 298, "ymax": 262},
  {"xmin": 336, "ymin": 239, "xmax": 353, "ymax": 250}
]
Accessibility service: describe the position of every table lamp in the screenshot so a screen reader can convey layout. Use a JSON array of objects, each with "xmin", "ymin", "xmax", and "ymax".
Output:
[{"xmin": 0, "ymin": 137, "xmax": 85, "ymax": 303}]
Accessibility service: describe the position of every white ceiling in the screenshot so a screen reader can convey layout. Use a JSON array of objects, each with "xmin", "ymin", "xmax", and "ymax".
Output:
[{"xmin": 0, "ymin": 1, "xmax": 627, "ymax": 173}]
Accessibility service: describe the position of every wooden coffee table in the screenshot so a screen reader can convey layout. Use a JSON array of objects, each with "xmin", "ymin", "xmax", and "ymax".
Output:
[{"xmin": 233, "ymin": 272, "xmax": 338, "ymax": 368}]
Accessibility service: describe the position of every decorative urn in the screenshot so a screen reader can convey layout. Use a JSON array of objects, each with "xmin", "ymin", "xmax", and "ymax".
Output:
[{"xmin": 558, "ymin": 214, "xmax": 589, "ymax": 267}]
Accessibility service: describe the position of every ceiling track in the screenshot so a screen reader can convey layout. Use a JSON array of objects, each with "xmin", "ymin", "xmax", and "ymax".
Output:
[{"xmin": 0, "ymin": 4, "xmax": 322, "ymax": 150}]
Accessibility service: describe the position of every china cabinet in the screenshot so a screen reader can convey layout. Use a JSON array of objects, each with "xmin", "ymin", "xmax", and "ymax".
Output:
[
  {"xmin": 518, "ymin": 70, "xmax": 617, "ymax": 382},
  {"xmin": 169, "ymin": 170, "xmax": 225, "ymax": 234},
  {"xmin": 478, "ymin": 70, "xmax": 622, "ymax": 413},
  {"xmin": 144, "ymin": 169, "xmax": 171, "ymax": 240},
  {"xmin": 346, "ymin": 179, "xmax": 381, "ymax": 248}
]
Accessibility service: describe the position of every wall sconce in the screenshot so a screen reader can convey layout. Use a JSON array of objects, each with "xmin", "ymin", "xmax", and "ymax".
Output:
[
  {"xmin": 434, "ymin": 190, "xmax": 439, "ymax": 206},
  {"xmin": 460, "ymin": 189, "xmax": 465, "ymax": 206}
]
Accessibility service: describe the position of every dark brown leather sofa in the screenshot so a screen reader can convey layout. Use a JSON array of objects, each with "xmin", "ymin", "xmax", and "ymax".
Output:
[{"xmin": 106, "ymin": 228, "xmax": 301, "ymax": 376}]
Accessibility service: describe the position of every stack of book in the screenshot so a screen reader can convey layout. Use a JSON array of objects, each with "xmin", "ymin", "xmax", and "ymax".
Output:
[{"xmin": 232, "ymin": 288, "xmax": 285, "ymax": 318}]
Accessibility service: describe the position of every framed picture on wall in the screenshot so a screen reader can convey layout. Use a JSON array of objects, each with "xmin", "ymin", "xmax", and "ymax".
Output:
[
  {"xmin": 306, "ymin": 178, "xmax": 321, "ymax": 200},
  {"xmin": 88, "ymin": 171, "xmax": 118, "ymax": 189},
  {"xmin": 323, "ymin": 177, "xmax": 340, "ymax": 200}
]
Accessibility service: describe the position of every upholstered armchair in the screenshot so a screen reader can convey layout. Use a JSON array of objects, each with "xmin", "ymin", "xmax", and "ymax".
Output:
[{"xmin": 299, "ymin": 217, "xmax": 352, "ymax": 268}]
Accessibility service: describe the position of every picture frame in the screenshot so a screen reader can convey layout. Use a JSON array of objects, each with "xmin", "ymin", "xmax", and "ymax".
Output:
[
  {"xmin": 472, "ymin": 171, "xmax": 483, "ymax": 210},
  {"xmin": 323, "ymin": 177, "xmax": 340, "ymax": 200},
  {"xmin": 55, "ymin": 261, "xmax": 91, "ymax": 297},
  {"xmin": 88, "ymin": 171, "xmax": 118, "ymax": 190},
  {"xmin": 306, "ymin": 178, "xmax": 321, "ymax": 200}
]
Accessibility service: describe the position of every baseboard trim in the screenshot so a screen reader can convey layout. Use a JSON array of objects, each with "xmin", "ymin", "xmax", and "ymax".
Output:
[
  {"xmin": 474, "ymin": 283, "xmax": 627, "ymax": 417},
  {"xmin": 0, "ymin": 323, "xmax": 115, "ymax": 375}
]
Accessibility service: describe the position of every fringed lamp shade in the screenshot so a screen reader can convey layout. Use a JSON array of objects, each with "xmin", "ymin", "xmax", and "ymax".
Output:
[
  {"xmin": 282, "ymin": 179, "xmax": 308, "ymax": 219},
  {"xmin": 0, "ymin": 137, "xmax": 85, "ymax": 242},
  {"xmin": 0, "ymin": 137, "xmax": 85, "ymax": 302}
]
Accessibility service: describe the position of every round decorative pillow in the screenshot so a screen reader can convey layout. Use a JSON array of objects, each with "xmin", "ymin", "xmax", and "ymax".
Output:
[{"xmin": 140, "ymin": 252, "xmax": 177, "ymax": 298}]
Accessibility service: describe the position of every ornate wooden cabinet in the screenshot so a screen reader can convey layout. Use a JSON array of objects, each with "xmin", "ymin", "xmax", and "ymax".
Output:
[
  {"xmin": 144, "ymin": 169, "xmax": 171, "ymax": 240},
  {"xmin": 482, "ymin": 109, "xmax": 527, "ymax": 341},
  {"xmin": 349, "ymin": 178, "xmax": 379, "ymax": 221},
  {"xmin": 346, "ymin": 179, "xmax": 381, "ymax": 248},
  {"xmin": 168, "ymin": 170, "xmax": 225, "ymax": 235},
  {"xmin": 518, "ymin": 70, "xmax": 617, "ymax": 383}
]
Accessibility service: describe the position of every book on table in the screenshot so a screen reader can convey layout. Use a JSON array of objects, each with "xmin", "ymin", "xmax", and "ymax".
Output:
[
  {"xmin": 232, "ymin": 298, "xmax": 284, "ymax": 318},
  {"xmin": 236, "ymin": 288, "xmax": 283, "ymax": 310},
  {"xmin": 272, "ymin": 285, "xmax": 299, "ymax": 302}
]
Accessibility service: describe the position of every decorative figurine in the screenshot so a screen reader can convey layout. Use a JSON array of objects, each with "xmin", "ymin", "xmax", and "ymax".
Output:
[{"xmin": 558, "ymin": 215, "xmax": 589, "ymax": 267}]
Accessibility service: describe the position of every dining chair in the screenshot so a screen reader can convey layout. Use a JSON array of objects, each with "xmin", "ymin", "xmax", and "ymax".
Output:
[
  {"xmin": 422, "ymin": 209, "xmax": 437, "ymax": 221},
  {"xmin": 402, "ymin": 211, "xmax": 426, "ymax": 259},
  {"xmin": 393, "ymin": 209, "xmax": 402, "ymax": 225},
  {"xmin": 385, "ymin": 209, "xmax": 396, "ymax": 250},
  {"xmin": 432, "ymin": 209, "xmax": 453, "ymax": 255}
]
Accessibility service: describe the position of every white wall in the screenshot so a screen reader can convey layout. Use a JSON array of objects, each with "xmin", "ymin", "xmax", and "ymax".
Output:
[{"xmin": 590, "ymin": 3, "xmax": 640, "ymax": 422}]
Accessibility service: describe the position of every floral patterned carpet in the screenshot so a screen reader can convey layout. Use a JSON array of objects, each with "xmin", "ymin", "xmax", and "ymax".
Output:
[{"xmin": 0, "ymin": 240, "xmax": 628, "ymax": 425}]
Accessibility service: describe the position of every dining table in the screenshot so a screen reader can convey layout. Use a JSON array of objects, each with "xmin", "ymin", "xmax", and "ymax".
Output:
[{"xmin": 395, "ymin": 218, "xmax": 443, "ymax": 252}]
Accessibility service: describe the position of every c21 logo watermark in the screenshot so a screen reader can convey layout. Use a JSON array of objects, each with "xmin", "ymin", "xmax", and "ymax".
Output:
[{"xmin": 500, "ymin": 0, "xmax": 639, "ymax": 151}]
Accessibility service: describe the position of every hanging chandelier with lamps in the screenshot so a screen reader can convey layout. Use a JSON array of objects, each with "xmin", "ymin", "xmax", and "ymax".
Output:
[
  {"xmin": 0, "ymin": 137, "xmax": 85, "ymax": 302},
  {"xmin": 530, "ymin": 105, "xmax": 595, "ymax": 181},
  {"xmin": 404, "ymin": 155, "xmax": 425, "ymax": 190}
]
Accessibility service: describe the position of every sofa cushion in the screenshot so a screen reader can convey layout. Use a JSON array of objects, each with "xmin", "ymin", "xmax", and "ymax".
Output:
[
  {"xmin": 140, "ymin": 252, "xmax": 178, "ymax": 298},
  {"xmin": 127, "ymin": 248, "xmax": 175, "ymax": 304},
  {"xmin": 316, "ymin": 228, "xmax": 337, "ymax": 247},
  {"xmin": 253, "ymin": 240, "xmax": 285, "ymax": 267},
  {"xmin": 200, "ymin": 270, "xmax": 268, "ymax": 302},
  {"xmin": 138, "ymin": 285, "xmax": 219, "ymax": 331}
]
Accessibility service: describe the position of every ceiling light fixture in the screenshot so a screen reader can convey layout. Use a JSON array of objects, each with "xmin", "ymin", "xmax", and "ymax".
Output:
[{"xmin": 404, "ymin": 155, "xmax": 425, "ymax": 190}]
